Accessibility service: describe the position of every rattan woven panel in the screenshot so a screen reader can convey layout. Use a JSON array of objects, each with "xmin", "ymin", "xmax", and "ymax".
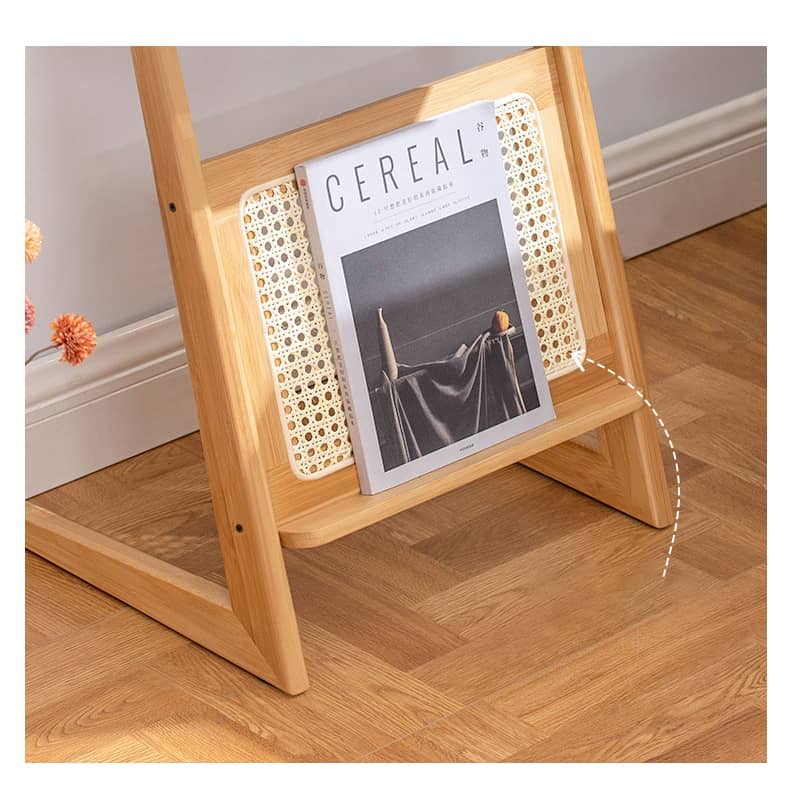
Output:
[
  {"xmin": 496, "ymin": 94, "xmax": 585, "ymax": 375},
  {"xmin": 241, "ymin": 93, "xmax": 585, "ymax": 480}
]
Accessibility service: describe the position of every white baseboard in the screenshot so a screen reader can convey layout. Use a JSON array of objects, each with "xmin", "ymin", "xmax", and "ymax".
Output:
[
  {"xmin": 604, "ymin": 89, "xmax": 766, "ymax": 258},
  {"xmin": 25, "ymin": 310, "xmax": 197, "ymax": 497},
  {"xmin": 25, "ymin": 90, "xmax": 767, "ymax": 496}
]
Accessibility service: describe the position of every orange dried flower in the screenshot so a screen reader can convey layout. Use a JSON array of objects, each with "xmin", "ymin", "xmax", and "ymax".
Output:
[
  {"xmin": 50, "ymin": 314, "xmax": 97, "ymax": 365},
  {"xmin": 26, "ymin": 219, "xmax": 43, "ymax": 264},
  {"xmin": 25, "ymin": 296, "xmax": 36, "ymax": 334}
]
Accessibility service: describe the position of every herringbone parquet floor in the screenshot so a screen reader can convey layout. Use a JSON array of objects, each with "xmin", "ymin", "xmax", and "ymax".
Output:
[{"xmin": 26, "ymin": 210, "xmax": 766, "ymax": 762}]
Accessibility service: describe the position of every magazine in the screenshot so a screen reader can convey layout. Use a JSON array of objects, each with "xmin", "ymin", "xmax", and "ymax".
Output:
[{"xmin": 295, "ymin": 101, "xmax": 554, "ymax": 494}]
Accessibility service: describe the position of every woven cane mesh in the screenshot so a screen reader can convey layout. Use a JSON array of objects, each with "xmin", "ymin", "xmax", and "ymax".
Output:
[
  {"xmin": 241, "ymin": 181, "xmax": 350, "ymax": 479},
  {"xmin": 241, "ymin": 93, "xmax": 584, "ymax": 480},
  {"xmin": 496, "ymin": 94, "xmax": 584, "ymax": 375}
]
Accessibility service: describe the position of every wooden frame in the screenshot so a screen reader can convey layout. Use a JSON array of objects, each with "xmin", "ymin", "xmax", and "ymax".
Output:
[{"xmin": 25, "ymin": 46, "xmax": 671, "ymax": 695}]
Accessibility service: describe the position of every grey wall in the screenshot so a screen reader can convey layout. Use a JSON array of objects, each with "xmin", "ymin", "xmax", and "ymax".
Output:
[
  {"xmin": 583, "ymin": 46, "xmax": 766, "ymax": 146},
  {"xmin": 25, "ymin": 46, "xmax": 766, "ymax": 356}
]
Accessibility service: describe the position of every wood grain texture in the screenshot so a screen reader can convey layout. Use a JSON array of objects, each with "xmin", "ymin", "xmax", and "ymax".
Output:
[
  {"xmin": 26, "ymin": 503, "xmax": 287, "ymax": 685},
  {"xmin": 130, "ymin": 47, "xmax": 307, "ymax": 694},
  {"xmin": 204, "ymin": 46, "xmax": 626, "ymax": 532},
  {"xmin": 75, "ymin": 46, "xmax": 657, "ymax": 695},
  {"xmin": 62, "ymin": 46, "xmax": 664, "ymax": 699},
  {"xmin": 278, "ymin": 382, "xmax": 643, "ymax": 547},
  {"xmin": 28, "ymin": 211, "xmax": 766, "ymax": 761},
  {"xmin": 520, "ymin": 47, "xmax": 672, "ymax": 528}
]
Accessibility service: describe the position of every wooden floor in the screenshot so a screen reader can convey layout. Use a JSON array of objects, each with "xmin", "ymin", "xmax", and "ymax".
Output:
[{"xmin": 26, "ymin": 210, "xmax": 767, "ymax": 762}]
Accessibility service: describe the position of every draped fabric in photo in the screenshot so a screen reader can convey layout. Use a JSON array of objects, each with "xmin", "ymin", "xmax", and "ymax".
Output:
[{"xmin": 370, "ymin": 328, "xmax": 538, "ymax": 471}]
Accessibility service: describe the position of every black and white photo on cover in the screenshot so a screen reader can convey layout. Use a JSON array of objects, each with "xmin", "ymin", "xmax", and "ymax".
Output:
[{"xmin": 342, "ymin": 200, "xmax": 542, "ymax": 471}]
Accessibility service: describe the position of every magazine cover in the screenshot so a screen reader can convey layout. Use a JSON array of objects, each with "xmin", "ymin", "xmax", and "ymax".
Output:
[{"xmin": 295, "ymin": 101, "xmax": 555, "ymax": 494}]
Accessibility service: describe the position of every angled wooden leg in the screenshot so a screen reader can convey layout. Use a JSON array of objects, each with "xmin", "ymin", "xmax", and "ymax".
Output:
[
  {"xmin": 521, "ymin": 406, "xmax": 673, "ymax": 527},
  {"xmin": 26, "ymin": 47, "xmax": 308, "ymax": 695},
  {"xmin": 527, "ymin": 48, "xmax": 672, "ymax": 529},
  {"xmin": 129, "ymin": 47, "xmax": 308, "ymax": 694},
  {"xmin": 25, "ymin": 503, "xmax": 289, "ymax": 685}
]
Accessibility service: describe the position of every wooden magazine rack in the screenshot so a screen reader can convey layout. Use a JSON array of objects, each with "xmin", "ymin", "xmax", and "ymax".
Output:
[{"xmin": 25, "ymin": 46, "xmax": 672, "ymax": 695}]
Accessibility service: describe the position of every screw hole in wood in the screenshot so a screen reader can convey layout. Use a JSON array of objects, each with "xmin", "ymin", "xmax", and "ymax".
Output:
[{"xmin": 168, "ymin": 202, "xmax": 177, "ymax": 213}]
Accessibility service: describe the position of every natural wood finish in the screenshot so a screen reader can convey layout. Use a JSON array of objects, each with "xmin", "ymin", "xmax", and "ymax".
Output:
[
  {"xmin": 553, "ymin": 48, "xmax": 647, "ymax": 386},
  {"xmin": 25, "ymin": 503, "xmax": 280, "ymax": 683},
  {"xmin": 204, "ymin": 46, "xmax": 619, "ymax": 528},
  {"xmin": 525, "ymin": 408, "xmax": 674, "ymax": 527},
  {"xmin": 27, "ymin": 211, "xmax": 765, "ymax": 762},
  {"xmin": 279, "ymin": 382, "xmax": 642, "ymax": 548},
  {"xmin": 27, "ymin": 46, "xmax": 672, "ymax": 698},
  {"xmin": 519, "ymin": 47, "xmax": 672, "ymax": 527},
  {"xmin": 200, "ymin": 45, "xmax": 670, "ymax": 535},
  {"xmin": 130, "ymin": 47, "xmax": 307, "ymax": 694}
]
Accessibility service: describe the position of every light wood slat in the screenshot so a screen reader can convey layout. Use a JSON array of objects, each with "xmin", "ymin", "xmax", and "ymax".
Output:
[
  {"xmin": 25, "ymin": 503, "xmax": 285, "ymax": 685},
  {"xmin": 279, "ymin": 381, "xmax": 643, "ymax": 548},
  {"xmin": 260, "ymin": 348, "xmax": 618, "ymax": 529},
  {"xmin": 202, "ymin": 49, "xmax": 557, "ymax": 215},
  {"xmin": 130, "ymin": 47, "xmax": 308, "ymax": 694},
  {"xmin": 364, "ymin": 701, "xmax": 544, "ymax": 762},
  {"xmin": 551, "ymin": 49, "xmax": 646, "ymax": 384},
  {"xmin": 505, "ymin": 644, "xmax": 765, "ymax": 762},
  {"xmin": 524, "ymin": 407, "xmax": 675, "ymax": 527},
  {"xmin": 489, "ymin": 566, "xmax": 765, "ymax": 737},
  {"xmin": 26, "ymin": 551, "xmax": 123, "ymax": 649},
  {"xmin": 519, "ymin": 48, "xmax": 673, "ymax": 527},
  {"xmin": 648, "ymin": 707, "xmax": 766, "ymax": 762}
]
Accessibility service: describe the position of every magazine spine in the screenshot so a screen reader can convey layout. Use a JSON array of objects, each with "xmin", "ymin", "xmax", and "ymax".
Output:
[{"xmin": 294, "ymin": 166, "xmax": 371, "ymax": 492}]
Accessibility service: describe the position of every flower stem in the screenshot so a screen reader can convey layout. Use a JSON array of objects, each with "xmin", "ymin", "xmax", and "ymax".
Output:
[{"xmin": 25, "ymin": 345, "xmax": 58, "ymax": 366}]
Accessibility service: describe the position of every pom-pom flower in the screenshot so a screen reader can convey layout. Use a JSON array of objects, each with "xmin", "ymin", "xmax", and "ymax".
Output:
[
  {"xmin": 23, "ymin": 219, "xmax": 97, "ymax": 367},
  {"xmin": 25, "ymin": 296, "xmax": 36, "ymax": 334},
  {"xmin": 50, "ymin": 314, "xmax": 97, "ymax": 365},
  {"xmin": 26, "ymin": 219, "xmax": 43, "ymax": 264}
]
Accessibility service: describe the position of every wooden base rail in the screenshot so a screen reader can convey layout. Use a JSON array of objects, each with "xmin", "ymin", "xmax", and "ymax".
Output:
[{"xmin": 25, "ymin": 503, "xmax": 299, "ymax": 691}]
